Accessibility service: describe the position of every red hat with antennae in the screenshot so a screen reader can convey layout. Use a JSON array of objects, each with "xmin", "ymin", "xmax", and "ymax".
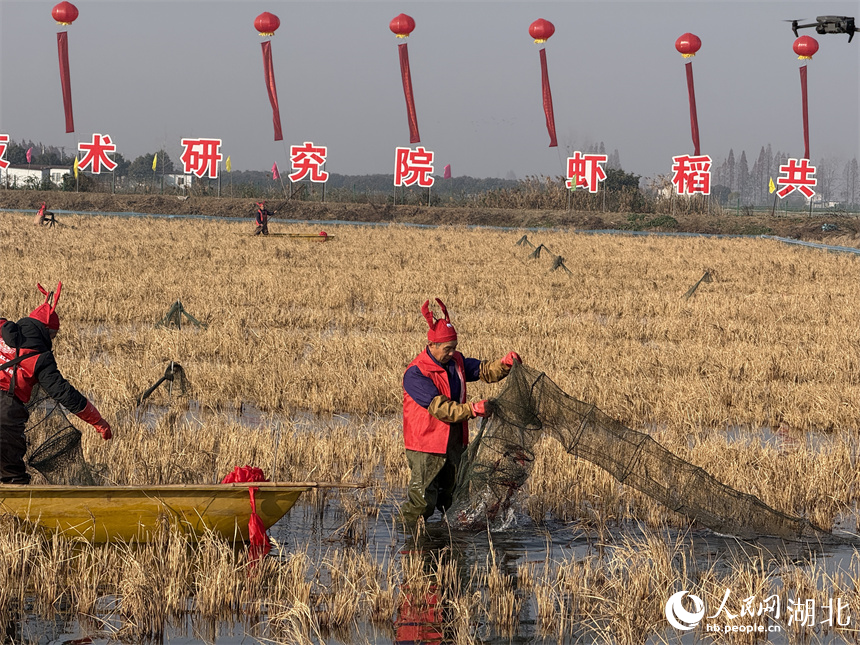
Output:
[
  {"xmin": 421, "ymin": 298, "xmax": 457, "ymax": 343},
  {"xmin": 29, "ymin": 282, "xmax": 62, "ymax": 331}
]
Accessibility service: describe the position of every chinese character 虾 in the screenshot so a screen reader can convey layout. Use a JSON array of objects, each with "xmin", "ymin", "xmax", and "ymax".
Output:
[
  {"xmin": 566, "ymin": 152, "xmax": 607, "ymax": 193},
  {"xmin": 78, "ymin": 133, "xmax": 118, "ymax": 174},
  {"xmin": 671, "ymin": 154, "xmax": 712, "ymax": 195},
  {"xmin": 180, "ymin": 138, "xmax": 223, "ymax": 179},
  {"xmin": 394, "ymin": 147, "xmax": 435, "ymax": 187},
  {"xmin": 289, "ymin": 142, "xmax": 328, "ymax": 183},
  {"xmin": 776, "ymin": 158, "xmax": 817, "ymax": 199}
]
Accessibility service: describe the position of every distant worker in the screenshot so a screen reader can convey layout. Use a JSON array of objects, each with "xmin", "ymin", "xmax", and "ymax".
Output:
[
  {"xmin": 400, "ymin": 298, "xmax": 521, "ymax": 525},
  {"xmin": 254, "ymin": 202, "xmax": 271, "ymax": 236},
  {"xmin": 0, "ymin": 283, "xmax": 112, "ymax": 485},
  {"xmin": 33, "ymin": 202, "xmax": 56, "ymax": 227}
]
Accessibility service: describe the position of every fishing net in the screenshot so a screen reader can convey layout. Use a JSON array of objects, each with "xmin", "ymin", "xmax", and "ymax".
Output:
[
  {"xmin": 24, "ymin": 385, "xmax": 95, "ymax": 485},
  {"xmin": 450, "ymin": 362, "xmax": 854, "ymax": 545}
]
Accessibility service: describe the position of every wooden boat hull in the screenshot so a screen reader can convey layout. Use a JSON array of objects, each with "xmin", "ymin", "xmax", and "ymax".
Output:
[{"xmin": 0, "ymin": 483, "xmax": 313, "ymax": 543}]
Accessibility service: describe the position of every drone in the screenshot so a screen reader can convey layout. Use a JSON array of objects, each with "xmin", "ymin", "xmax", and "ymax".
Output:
[{"xmin": 789, "ymin": 16, "xmax": 859, "ymax": 42}]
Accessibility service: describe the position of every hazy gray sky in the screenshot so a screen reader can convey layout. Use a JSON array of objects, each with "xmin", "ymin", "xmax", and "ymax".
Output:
[{"xmin": 1, "ymin": 0, "xmax": 858, "ymax": 180}]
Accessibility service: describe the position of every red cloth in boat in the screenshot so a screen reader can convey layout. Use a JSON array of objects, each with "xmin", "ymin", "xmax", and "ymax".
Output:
[{"xmin": 222, "ymin": 466, "xmax": 271, "ymax": 559}]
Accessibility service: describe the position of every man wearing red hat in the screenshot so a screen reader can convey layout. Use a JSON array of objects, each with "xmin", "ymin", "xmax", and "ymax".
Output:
[
  {"xmin": 400, "ymin": 298, "xmax": 521, "ymax": 525},
  {"xmin": 0, "ymin": 283, "xmax": 112, "ymax": 484},
  {"xmin": 254, "ymin": 202, "xmax": 271, "ymax": 236}
]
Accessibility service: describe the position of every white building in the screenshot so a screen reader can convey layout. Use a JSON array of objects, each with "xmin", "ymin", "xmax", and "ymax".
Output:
[{"xmin": 1, "ymin": 164, "xmax": 70, "ymax": 188}]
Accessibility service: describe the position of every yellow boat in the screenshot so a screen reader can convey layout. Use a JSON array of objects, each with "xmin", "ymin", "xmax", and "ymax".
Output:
[{"xmin": 0, "ymin": 482, "xmax": 327, "ymax": 543}]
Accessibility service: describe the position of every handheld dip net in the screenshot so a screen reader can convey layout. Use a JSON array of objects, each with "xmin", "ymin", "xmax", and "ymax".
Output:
[
  {"xmin": 450, "ymin": 362, "xmax": 856, "ymax": 545},
  {"xmin": 23, "ymin": 385, "xmax": 95, "ymax": 485}
]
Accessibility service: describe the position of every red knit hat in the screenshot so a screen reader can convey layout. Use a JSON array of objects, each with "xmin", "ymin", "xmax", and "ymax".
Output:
[
  {"xmin": 422, "ymin": 298, "xmax": 457, "ymax": 343},
  {"xmin": 29, "ymin": 282, "xmax": 62, "ymax": 331}
]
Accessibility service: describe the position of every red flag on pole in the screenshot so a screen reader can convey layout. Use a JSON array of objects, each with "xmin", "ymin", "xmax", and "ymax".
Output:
[
  {"xmin": 261, "ymin": 41, "xmax": 283, "ymax": 142},
  {"xmin": 538, "ymin": 48, "xmax": 557, "ymax": 148},
  {"xmin": 799, "ymin": 65, "xmax": 810, "ymax": 160},
  {"xmin": 272, "ymin": 162, "xmax": 280, "ymax": 180},
  {"xmin": 398, "ymin": 43, "xmax": 421, "ymax": 143},
  {"xmin": 443, "ymin": 164, "xmax": 451, "ymax": 179},
  {"xmin": 26, "ymin": 148, "xmax": 33, "ymax": 164},
  {"xmin": 57, "ymin": 31, "xmax": 74, "ymax": 133},
  {"xmin": 685, "ymin": 62, "xmax": 700, "ymax": 156}
]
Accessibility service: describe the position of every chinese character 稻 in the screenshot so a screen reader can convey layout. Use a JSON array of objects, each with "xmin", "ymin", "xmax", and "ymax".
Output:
[{"xmin": 671, "ymin": 154, "xmax": 712, "ymax": 195}]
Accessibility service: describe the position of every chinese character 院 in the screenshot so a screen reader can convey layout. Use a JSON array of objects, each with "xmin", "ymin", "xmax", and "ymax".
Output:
[
  {"xmin": 78, "ymin": 133, "xmax": 118, "ymax": 174},
  {"xmin": 0, "ymin": 134, "xmax": 9, "ymax": 170},
  {"xmin": 289, "ymin": 142, "xmax": 329, "ymax": 183},
  {"xmin": 394, "ymin": 147, "xmax": 435, "ymax": 187},
  {"xmin": 671, "ymin": 154, "xmax": 712, "ymax": 195},
  {"xmin": 566, "ymin": 152, "xmax": 607, "ymax": 193},
  {"xmin": 776, "ymin": 158, "xmax": 817, "ymax": 199},
  {"xmin": 180, "ymin": 138, "xmax": 223, "ymax": 179}
]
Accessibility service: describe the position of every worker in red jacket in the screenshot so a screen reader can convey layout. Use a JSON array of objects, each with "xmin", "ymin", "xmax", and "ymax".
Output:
[
  {"xmin": 254, "ymin": 202, "xmax": 271, "ymax": 236},
  {"xmin": 0, "ymin": 283, "xmax": 111, "ymax": 484},
  {"xmin": 400, "ymin": 298, "xmax": 521, "ymax": 525}
]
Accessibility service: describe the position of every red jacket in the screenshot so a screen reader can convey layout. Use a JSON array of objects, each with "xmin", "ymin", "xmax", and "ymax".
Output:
[
  {"xmin": 0, "ymin": 317, "xmax": 87, "ymax": 411},
  {"xmin": 402, "ymin": 349, "xmax": 467, "ymax": 454}
]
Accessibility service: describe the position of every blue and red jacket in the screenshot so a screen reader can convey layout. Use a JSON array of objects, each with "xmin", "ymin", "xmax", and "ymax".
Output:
[{"xmin": 402, "ymin": 347, "xmax": 481, "ymax": 454}]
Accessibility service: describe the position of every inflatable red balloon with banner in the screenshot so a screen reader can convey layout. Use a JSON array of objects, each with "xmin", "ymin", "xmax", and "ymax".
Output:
[
  {"xmin": 793, "ymin": 36, "xmax": 818, "ymax": 159},
  {"xmin": 675, "ymin": 32, "xmax": 702, "ymax": 155},
  {"xmin": 529, "ymin": 19, "xmax": 557, "ymax": 148},
  {"xmin": 52, "ymin": 2, "xmax": 78, "ymax": 133},
  {"xmin": 390, "ymin": 13, "xmax": 420, "ymax": 143},
  {"xmin": 256, "ymin": 11, "xmax": 283, "ymax": 141}
]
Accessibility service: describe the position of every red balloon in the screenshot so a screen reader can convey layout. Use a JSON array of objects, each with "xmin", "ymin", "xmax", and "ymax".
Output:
[
  {"xmin": 254, "ymin": 12, "xmax": 280, "ymax": 36},
  {"xmin": 51, "ymin": 2, "xmax": 78, "ymax": 25},
  {"xmin": 529, "ymin": 18, "xmax": 555, "ymax": 43},
  {"xmin": 389, "ymin": 13, "xmax": 415, "ymax": 38},
  {"xmin": 675, "ymin": 33, "xmax": 702, "ymax": 57},
  {"xmin": 793, "ymin": 35, "xmax": 819, "ymax": 59}
]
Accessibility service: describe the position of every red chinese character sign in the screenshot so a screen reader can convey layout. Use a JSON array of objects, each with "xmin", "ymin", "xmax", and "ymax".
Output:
[
  {"xmin": 52, "ymin": 2, "xmax": 78, "ymax": 133},
  {"xmin": 0, "ymin": 134, "xmax": 9, "ymax": 170},
  {"xmin": 77, "ymin": 133, "xmax": 117, "ymax": 173},
  {"xmin": 675, "ymin": 33, "xmax": 702, "ymax": 156},
  {"xmin": 180, "ymin": 138, "xmax": 223, "ymax": 179},
  {"xmin": 255, "ymin": 12, "xmax": 283, "ymax": 142},
  {"xmin": 566, "ymin": 153, "xmax": 607, "ymax": 193},
  {"xmin": 394, "ymin": 147, "xmax": 434, "ymax": 187},
  {"xmin": 776, "ymin": 158, "xmax": 816, "ymax": 199},
  {"xmin": 289, "ymin": 142, "xmax": 328, "ymax": 182},
  {"xmin": 672, "ymin": 155, "xmax": 712, "ymax": 195},
  {"xmin": 390, "ymin": 14, "xmax": 420, "ymax": 144},
  {"xmin": 793, "ymin": 36, "xmax": 818, "ymax": 160},
  {"xmin": 529, "ymin": 19, "xmax": 557, "ymax": 147}
]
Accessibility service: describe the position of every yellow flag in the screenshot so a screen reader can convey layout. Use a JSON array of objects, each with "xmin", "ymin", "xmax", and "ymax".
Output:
[
  {"xmin": 768, "ymin": 177, "xmax": 776, "ymax": 194},
  {"xmin": 152, "ymin": 153, "xmax": 158, "ymax": 172},
  {"xmin": 73, "ymin": 156, "xmax": 79, "ymax": 179},
  {"xmin": 226, "ymin": 156, "xmax": 232, "ymax": 172}
]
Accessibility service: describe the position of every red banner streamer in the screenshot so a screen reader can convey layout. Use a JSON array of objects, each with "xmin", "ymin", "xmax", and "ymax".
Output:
[
  {"xmin": 398, "ymin": 42, "xmax": 420, "ymax": 144},
  {"xmin": 685, "ymin": 61, "xmax": 700, "ymax": 156},
  {"xmin": 800, "ymin": 65, "xmax": 809, "ymax": 160},
  {"xmin": 261, "ymin": 41, "xmax": 283, "ymax": 142},
  {"xmin": 57, "ymin": 31, "xmax": 74, "ymax": 133},
  {"xmin": 539, "ymin": 48, "xmax": 557, "ymax": 148}
]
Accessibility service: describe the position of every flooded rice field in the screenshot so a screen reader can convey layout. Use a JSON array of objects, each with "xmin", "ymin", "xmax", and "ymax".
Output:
[{"xmin": 7, "ymin": 404, "xmax": 860, "ymax": 645}]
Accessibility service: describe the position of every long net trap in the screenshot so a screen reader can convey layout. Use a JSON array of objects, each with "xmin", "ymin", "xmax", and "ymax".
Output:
[
  {"xmin": 23, "ymin": 385, "xmax": 95, "ymax": 485},
  {"xmin": 450, "ymin": 362, "xmax": 856, "ymax": 545}
]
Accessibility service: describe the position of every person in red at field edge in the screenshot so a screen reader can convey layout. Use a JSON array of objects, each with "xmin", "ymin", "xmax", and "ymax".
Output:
[
  {"xmin": 400, "ymin": 298, "xmax": 521, "ymax": 525},
  {"xmin": 0, "ymin": 283, "xmax": 112, "ymax": 484},
  {"xmin": 254, "ymin": 202, "xmax": 270, "ymax": 236}
]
